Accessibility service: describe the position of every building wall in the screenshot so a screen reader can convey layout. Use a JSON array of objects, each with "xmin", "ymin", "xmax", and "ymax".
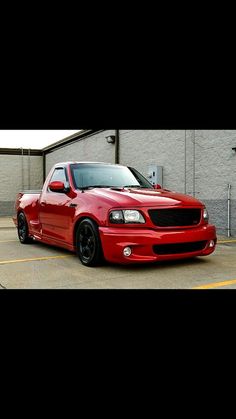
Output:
[
  {"xmin": 45, "ymin": 130, "xmax": 116, "ymax": 175},
  {"xmin": 1, "ymin": 130, "xmax": 235, "ymax": 236},
  {"xmin": 0, "ymin": 154, "xmax": 43, "ymax": 216},
  {"xmin": 45, "ymin": 129, "xmax": 236, "ymax": 236},
  {"xmin": 119, "ymin": 130, "xmax": 187, "ymax": 192},
  {"xmin": 193, "ymin": 130, "xmax": 236, "ymax": 235},
  {"xmin": 119, "ymin": 129, "xmax": 236, "ymax": 235}
]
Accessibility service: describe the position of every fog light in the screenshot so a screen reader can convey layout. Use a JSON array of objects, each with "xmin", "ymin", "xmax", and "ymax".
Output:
[
  {"xmin": 209, "ymin": 240, "xmax": 215, "ymax": 248},
  {"xmin": 123, "ymin": 247, "xmax": 132, "ymax": 257}
]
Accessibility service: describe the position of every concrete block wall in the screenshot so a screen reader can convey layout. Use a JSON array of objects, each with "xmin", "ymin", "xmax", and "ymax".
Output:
[
  {"xmin": 119, "ymin": 129, "xmax": 236, "ymax": 235},
  {"xmin": 1, "ymin": 130, "xmax": 235, "ymax": 236},
  {"xmin": 45, "ymin": 130, "xmax": 116, "ymax": 176},
  {"xmin": 193, "ymin": 130, "xmax": 236, "ymax": 235},
  {"xmin": 119, "ymin": 130, "xmax": 187, "ymax": 192},
  {"xmin": 0, "ymin": 155, "xmax": 43, "ymax": 216},
  {"xmin": 44, "ymin": 129, "xmax": 236, "ymax": 236}
]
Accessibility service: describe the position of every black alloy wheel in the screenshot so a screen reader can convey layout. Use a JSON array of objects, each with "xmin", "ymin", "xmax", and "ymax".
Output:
[
  {"xmin": 76, "ymin": 218, "xmax": 103, "ymax": 267},
  {"xmin": 17, "ymin": 212, "xmax": 32, "ymax": 244}
]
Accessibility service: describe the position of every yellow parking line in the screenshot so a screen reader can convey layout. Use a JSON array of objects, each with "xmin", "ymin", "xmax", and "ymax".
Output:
[
  {"xmin": 193, "ymin": 278, "xmax": 236, "ymax": 289},
  {"xmin": 0, "ymin": 255, "xmax": 72, "ymax": 265},
  {"xmin": 218, "ymin": 239, "xmax": 236, "ymax": 243}
]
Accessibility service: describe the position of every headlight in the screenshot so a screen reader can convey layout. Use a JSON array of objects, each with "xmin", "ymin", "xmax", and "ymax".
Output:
[
  {"xmin": 203, "ymin": 208, "xmax": 209, "ymax": 222},
  {"xmin": 109, "ymin": 210, "xmax": 145, "ymax": 224},
  {"xmin": 123, "ymin": 210, "xmax": 145, "ymax": 223},
  {"xmin": 109, "ymin": 210, "xmax": 124, "ymax": 224}
]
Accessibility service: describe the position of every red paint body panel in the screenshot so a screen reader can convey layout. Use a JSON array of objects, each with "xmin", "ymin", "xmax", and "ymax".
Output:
[
  {"xmin": 99, "ymin": 224, "xmax": 216, "ymax": 264},
  {"xmin": 13, "ymin": 162, "xmax": 217, "ymax": 264}
]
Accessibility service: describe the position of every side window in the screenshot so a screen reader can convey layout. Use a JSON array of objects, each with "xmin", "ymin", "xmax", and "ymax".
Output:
[{"xmin": 48, "ymin": 168, "xmax": 67, "ymax": 191}]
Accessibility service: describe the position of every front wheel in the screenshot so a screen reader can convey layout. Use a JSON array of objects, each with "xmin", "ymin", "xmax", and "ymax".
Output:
[
  {"xmin": 17, "ymin": 212, "xmax": 32, "ymax": 244},
  {"xmin": 76, "ymin": 219, "xmax": 103, "ymax": 267}
]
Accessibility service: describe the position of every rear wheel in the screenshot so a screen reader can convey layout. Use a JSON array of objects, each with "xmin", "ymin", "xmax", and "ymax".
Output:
[
  {"xmin": 17, "ymin": 212, "xmax": 32, "ymax": 244},
  {"xmin": 76, "ymin": 219, "xmax": 103, "ymax": 267}
]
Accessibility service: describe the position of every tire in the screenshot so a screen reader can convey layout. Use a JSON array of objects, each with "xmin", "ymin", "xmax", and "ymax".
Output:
[
  {"xmin": 76, "ymin": 218, "xmax": 103, "ymax": 267},
  {"xmin": 17, "ymin": 212, "xmax": 32, "ymax": 244}
]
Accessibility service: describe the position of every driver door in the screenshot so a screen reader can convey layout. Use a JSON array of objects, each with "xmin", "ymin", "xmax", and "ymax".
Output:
[{"xmin": 39, "ymin": 167, "xmax": 73, "ymax": 242}]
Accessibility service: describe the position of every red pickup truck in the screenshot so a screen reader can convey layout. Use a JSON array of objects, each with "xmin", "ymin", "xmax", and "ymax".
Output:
[{"xmin": 13, "ymin": 161, "xmax": 217, "ymax": 266}]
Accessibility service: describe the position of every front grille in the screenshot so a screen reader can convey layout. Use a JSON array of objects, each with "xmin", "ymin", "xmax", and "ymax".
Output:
[
  {"xmin": 149, "ymin": 208, "xmax": 201, "ymax": 227},
  {"xmin": 153, "ymin": 241, "xmax": 207, "ymax": 255}
]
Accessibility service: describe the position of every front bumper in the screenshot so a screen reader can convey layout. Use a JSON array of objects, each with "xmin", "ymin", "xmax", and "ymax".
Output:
[{"xmin": 99, "ymin": 224, "xmax": 217, "ymax": 264}]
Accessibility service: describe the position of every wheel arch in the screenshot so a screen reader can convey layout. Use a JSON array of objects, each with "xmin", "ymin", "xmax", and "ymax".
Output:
[
  {"xmin": 73, "ymin": 215, "xmax": 100, "ymax": 247},
  {"xmin": 17, "ymin": 209, "xmax": 31, "ymax": 228},
  {"xmin": 17, "ymin": 210, "xmax": 33, "ymax": 244},
  {"xmin": 17, "ymin": 209, "xmax": 26, "ymax": 222}
]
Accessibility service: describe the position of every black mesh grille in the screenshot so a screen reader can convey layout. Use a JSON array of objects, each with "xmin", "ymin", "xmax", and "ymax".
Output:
[
  {"xmin": 149, "ymin": 208, "xmax": 201, "ymax": 227},
  {"xmin": 153, "ymin": 241, "xmax": 207, "ymax": 255}
]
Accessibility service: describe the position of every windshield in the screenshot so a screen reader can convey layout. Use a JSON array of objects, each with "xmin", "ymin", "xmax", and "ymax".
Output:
[{"xmin": 70, "ymin": 164, "xmax": 153, "ymax": 189}]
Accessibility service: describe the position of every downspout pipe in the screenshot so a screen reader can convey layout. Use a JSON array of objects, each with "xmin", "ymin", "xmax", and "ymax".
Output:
[
  {"xmin": 43, "ymin": 151, "xmax": 46, "ymax": 182},
  {"xmin": 28, "ymin": 148, "xmax": 31, "ymax": 189},
  {"xmin": 184, "ymin": 129, "xmax": 187, "ymax": 194},
  {"xmin": 227, "ymin": 183, "xmax": 231, "ymax": 237},
  {"xmin": 21, "ymin": 147, "xmax": 24, "ymax": 190},
  {"xmin": 115, "ymin": 129, "xmax": 120, "ymax": 164},
  {"xmin": 193, "ymin": 129, "xmax": 195, "ymax": 197}
]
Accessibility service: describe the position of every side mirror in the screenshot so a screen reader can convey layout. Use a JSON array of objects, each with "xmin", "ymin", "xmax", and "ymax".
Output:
[
  {"xmin": 49, "ymin": 181, "xmax": 66, "ymax": 192},
  {"xmin": 153, "ymin": 184, "xmax": 161, "ymax": 189}
]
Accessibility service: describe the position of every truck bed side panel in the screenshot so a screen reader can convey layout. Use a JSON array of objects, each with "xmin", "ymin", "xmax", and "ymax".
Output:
[{"xmin": 14, "ymin": 192, "xmax": 41, "ymax": 234}]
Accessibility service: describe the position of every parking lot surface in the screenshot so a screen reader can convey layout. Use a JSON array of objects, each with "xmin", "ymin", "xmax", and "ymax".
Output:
[{"xmin": 1, "ymin": 223, "xmax": 236, "ymax": 289}]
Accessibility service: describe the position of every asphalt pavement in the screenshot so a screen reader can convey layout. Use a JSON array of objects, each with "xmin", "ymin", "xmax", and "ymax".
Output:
[{"xmin": 0, "ymin": 219, "xmax": 236, "ymax": 289}]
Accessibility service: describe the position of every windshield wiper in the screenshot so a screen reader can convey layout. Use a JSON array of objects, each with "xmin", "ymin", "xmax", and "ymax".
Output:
[
  {"xmin": 79, "ymin": 185, "xmax": 150, "ymax": 191},
  {"xmin": 79, "ymin": 185, "xmax": 114, "ymax": 190},
  {"xmin": 122, "ymin": 185, "xmax": 148, "ymax": 189}
]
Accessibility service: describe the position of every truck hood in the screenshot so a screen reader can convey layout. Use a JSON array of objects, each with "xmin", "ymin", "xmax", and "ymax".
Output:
[{"xmin": 85, "ymin": 187, "xmax": 203, "ymax": 207}]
